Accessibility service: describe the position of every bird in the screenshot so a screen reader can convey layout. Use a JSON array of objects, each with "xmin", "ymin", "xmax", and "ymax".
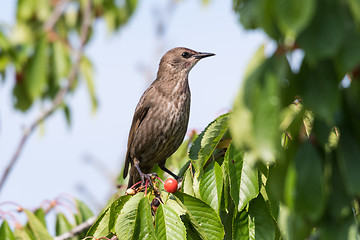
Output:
[{"xmin": 123, "ymin": 47, "xmax": 215, "ymax": 189}]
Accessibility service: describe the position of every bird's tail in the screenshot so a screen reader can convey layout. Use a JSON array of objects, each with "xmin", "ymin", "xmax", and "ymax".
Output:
[{"xmin": 127, "ymin": 166, "xmax": 141, "ymax": 189}]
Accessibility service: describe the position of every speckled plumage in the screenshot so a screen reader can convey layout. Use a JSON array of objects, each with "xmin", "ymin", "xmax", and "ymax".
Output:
[{"xmin": 123, "ymin": 47, "xmax": 214, "ymax": 188}]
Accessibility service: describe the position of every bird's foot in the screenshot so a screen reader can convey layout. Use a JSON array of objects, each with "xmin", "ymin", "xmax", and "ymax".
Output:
[{"xmin": 140, "ymin": 172, "xmax": 158, "ymax": 189}]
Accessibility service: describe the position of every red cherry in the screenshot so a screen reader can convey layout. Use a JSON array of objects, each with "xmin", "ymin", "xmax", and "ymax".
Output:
[{"xmin": 164, "ymin": 178, "xmax": 178, "ymax": 193}]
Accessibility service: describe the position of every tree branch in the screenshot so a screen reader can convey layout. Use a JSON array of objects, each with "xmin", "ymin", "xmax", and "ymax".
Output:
[
  {"xmin": 44, "ymin": 0, "xmax": 71, "ymax": 32},
  {"xmin": 0, "ymin": 0, "xmax": 92, "ymax": 194},
  {"xmin": 54, "ymin": 216, "xmax": 97, "ymax": 240}
]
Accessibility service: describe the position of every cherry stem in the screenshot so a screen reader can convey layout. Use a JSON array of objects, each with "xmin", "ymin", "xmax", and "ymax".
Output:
[
  {"xmin": 130, "ymin": 181, "xmax": 142, "ymax": 189},
  {"xmin": 144, "ymin": 179, "xmax": 149, "ymax": 195},
  {"xmin": 156, "ymin": 176, "xmax": 165, "ymax": 185}
]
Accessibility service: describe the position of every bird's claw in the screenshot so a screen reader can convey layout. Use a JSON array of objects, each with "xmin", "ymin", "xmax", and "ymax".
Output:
[{"xmin": 140, "ymin": 172, "xmax": 158, "ymax": 188}]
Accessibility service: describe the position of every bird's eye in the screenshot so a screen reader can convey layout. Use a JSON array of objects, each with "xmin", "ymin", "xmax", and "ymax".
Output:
[{"xmin": 181, "ymin": 52, "xmax": 191, "ymax": 59}]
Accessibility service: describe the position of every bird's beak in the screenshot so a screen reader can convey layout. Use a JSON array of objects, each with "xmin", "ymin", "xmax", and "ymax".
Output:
[{"xmin": 193, "ymin": 52, "xmax": 215, "ymax": 59}]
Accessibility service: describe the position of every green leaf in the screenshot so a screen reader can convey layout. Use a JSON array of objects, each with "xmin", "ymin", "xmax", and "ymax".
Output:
[
  {"xmin": 189, "ymin": 113, "xmax": 230, "ymax": 176},
  {"xmin": 24, "ymin": 209, "xmax": 53, "ymax": 240},
  {"xmin": 132, "ymin": 197, "xmax": 156, "ymax": 240},
  {"xmin": 226, "ymin": 143, "xmax": 259, "ymax": 212},
  {"xmin": 182, "ymin": 168, "xmax": 195, "ymax": 196},
  {"xmin": 233, "ymin": 0, "xmax": 281, "ymax": 40},
  {"xmin": 17, "ymin": 0, "xmax": 36, "ymax": 21},
  {"xmin": 34, "ymin": 208, "xmax": 47, "ymax": 228},
  {"xmin": 80, "ymin": 56, "xmax": 98, "ymax": 113},
  {"xmin": 155, "ymin": 204, "xmax": 186, "ymax": 240},
  {"xmin": 348, "ymin": 0, "xmax": 360, "ymax": 25},
  {"xmin": 24, "ymin": 34, "xmax": 48, "ymax": 100},
  {"xmin": 75, "ymin": 199, "xmax": 93, "ymax": 224},
  {"xmin": 0, "ymin": 220, "xmax": 15, "ymax": 240},
  {"xmin": 318, "ymin": 214, "xmax": 358, "ymax": 240},
  {"xmin": 284, "ymin": 141, "xmax": 325, "ymax": 222},
  {"xmin": 296, "ymin": 60, "xmax": 340, "ymax": 122},
  {"xmin": 173, "ymin": 192, "xmax": 224, "ymax": 240},
  {"xmin": 278, "ymin": 204, "xmax": 311, "ymax": 240},
  {"xmin": 55, "ymin": 213, "xmax": 73, "ymax": 236},
  {"xmin": 13, "ymin": 77, "xmax": 33, "ymax": 111},
  {"xmin": 199, "ymin": 161, "xmax": 223, "ymax": 214},
  {"xmin": 115, "ymin": 192, "xmax": 144, "ymax": 240},
  {"xmin": 164, "ymin": 199, "xmax": 187, "ymax": 217},
  {"xmin": 248, "ymin": 195, "xmax": 276, "ymax": 240},
  {"xmin": 87, "ymin": 194, "xmax": 132, "ymax": 237},
  {"xmin": 328, "ymin": 156, "xmax": 353, "ymax": 220},
  {"xmin": 14, "ymin": 227, "xmax": 32, "ymax": 240},
  {"xmin": 221, "ymin": 156, "xmax": 231, "ymax": 212},
  {"xmin": 337, "ymin": 128, "xmax": 360, "ymax": 197},
  {"xmin": 274, "ymin": 0, "xmax": 316, "ymax": 39},
  {"xmin": 231, "ymin": 55, "xmax": 288, "ymax": 164},
  {"xmin": 36, "ymin": 0, "xmax": 51, "ymax": 21},
  {"xmin": 232, "ymin": 210, "xmax": 249, "ymax": 240},
  {"xmin": 52, "ymin": 41, "xmax": 70, "ymax": 81},
  {"xmin": 335, "ymin": 28, "xmax": 360, "ymax": 77},
  {"xmin": 297, "ymin": 1, "xmax": 346, "ymax": 63},
  {"xmin": 63, "ymin": 104, "xmax": 72, "ymax": 127},
  {"xmin": 109, "ymin": 194, "xmax": 132, "ymax": 233},
  {"xmin": 87, "ymin": 208, "xmax": 111, "ymax": 238}
]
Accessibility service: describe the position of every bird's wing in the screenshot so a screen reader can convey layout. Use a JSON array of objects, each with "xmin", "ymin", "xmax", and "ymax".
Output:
[{"xmin": 123, "ymin": 104, "xmax": 150, "ymax": 179}]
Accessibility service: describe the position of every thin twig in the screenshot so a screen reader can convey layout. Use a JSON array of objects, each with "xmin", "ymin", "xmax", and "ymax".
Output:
[
  {"xmin": 54, "ymin": 215, "xmax": 97, "ymax": 240},
  {"xmin": 0, "ymin": 0, "xmax": 92, "ymax": 194},
  {"xmin": 44, "ymin": 0, "xmax": 71, "ymax": 32}
]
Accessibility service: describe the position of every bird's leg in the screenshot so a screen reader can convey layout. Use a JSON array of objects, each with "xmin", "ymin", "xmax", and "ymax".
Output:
[
  {"xmin": 158, "ymin": 162, "xmax": 182, "ymax": 182},
  {"xmin": 134, "ymin": 160, "xmax": 157, "ymax": 188}
]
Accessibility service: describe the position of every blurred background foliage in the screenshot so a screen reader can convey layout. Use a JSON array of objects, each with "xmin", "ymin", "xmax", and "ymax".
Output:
[
  {"xmin": 0, "ymin": 0, "xmax": 137, "ymax": 114},
  {"xmin": 1, "ymin": 0, "xmax": 360, "ymax": 239},
  {"xmin": 231, "ymin": 0, "xmax": 360, "ymax": 238}
]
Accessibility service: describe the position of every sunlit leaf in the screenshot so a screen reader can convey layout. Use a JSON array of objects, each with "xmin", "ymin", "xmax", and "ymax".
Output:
[
  {"xmin": 199, "ymin": 161, "xmax": 223, "ymax": 214},
  {"xmin": 24, "ymin": 210, "xmax": 52, "ymax": 240},
  {"xmin": 0, "ymin": 220, "xmax": 15, "ymax": 240},
  {"xmin": 14, "ymin": 226, "xmax": 31, "ymax": 240},
  {"xmin": 109, "ymin": 194, "xmax": 132, "ymax": 233},
  {"xmin": 182, "ymin": 168, "xmax": 195, "ymax": 196},
  {"xmin": 115, "ymin": 192, "xmax": 144, "ymax": 239},
  {"xmin": 87, "ymin": 208, "xmax": 111, "ymax": 238},
  {"xmin": 155, "ymin": 204, "xmax": 186, "ymax": 240},
  {"xmin": 55, "ymin": 213, "xmax": 73, "ymax": 236},
  {"xmin": 17, "ymin": 0, "xmax": 36, "ymax": 21},
  {"xmin": 348, "ymin": 0, "xmax": 360, "ymax": 24},
  {"xmin": 225, "ymin": 143, "xmax": 259, "ymax": 212},
  {"xmin": 52, "ymin": 41, "xmax": 70, "ymax": 81},
  {"xmin": 24, "ymin": 34, "xmax": 48, "ymax": 100},
  {"xmin": 75, "ymin": 199, "xmax": 93, "ymax": 224},
  {"xmin": 173, "ymin": 192, "xmax": 224, "ymax": 240},
  {"xmin": 133, "ymin": 197, "xmax": 156, "ymax": 240},
  {"xmin": 189, "ymin": 113, "xmax": 230, "ymax": 176},
  {"xmin": 34, "ymin": 208, "xmax": 47, "ymax": 228},
  {"xmin": 80, "ymin": 56, "xmax": 98, "ymax": 113}
]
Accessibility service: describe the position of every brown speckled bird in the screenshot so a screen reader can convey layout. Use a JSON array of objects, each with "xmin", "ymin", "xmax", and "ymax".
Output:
[{"xmin": 123, "ymin": 47, "xmax": 215, "ymax": 188}]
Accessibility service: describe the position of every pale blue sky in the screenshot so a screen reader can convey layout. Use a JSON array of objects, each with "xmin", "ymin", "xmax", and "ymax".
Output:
[{"xmin": 0, "ymin": 0, "xmax": 266, "ymax": 212}]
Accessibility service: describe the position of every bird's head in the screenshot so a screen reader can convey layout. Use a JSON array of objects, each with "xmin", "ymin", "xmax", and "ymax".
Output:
[{"xmin": 159, "ymin": 47, "xmax": 215, "ymax": 75}]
